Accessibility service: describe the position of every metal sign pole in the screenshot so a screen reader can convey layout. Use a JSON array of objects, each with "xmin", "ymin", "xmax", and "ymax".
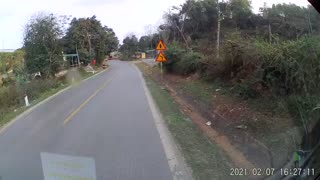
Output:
[
  {"xmin": 160, "ymin": 62, "xmax": 163, "ymax": 83},
  {"xmin": 155, "ymin": 40, "xmax": 167, "ymax": 85}
]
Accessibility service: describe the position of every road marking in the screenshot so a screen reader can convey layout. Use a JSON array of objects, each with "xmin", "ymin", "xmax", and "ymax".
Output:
[{"xmin": 63, "ymin": 77, "xmax": 113, "ymax": 125}]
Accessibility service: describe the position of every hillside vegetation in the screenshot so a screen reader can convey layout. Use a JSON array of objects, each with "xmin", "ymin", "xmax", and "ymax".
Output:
[
  {"xmin": 122, "ymin": 0, "xmax": 320, "ymax": 176},
  {"xmin": 0, "ymin": 13, "xmax": 118, "ymax": 126}
]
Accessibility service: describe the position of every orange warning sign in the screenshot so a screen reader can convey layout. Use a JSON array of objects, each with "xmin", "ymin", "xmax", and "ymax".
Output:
[
  {"xmin": 156, "ymin": 40, "xmax": 167, "ymax": 51},
  {"xmin": 155, "ymin": 52, "xmax": 167, "ymax": 62}
]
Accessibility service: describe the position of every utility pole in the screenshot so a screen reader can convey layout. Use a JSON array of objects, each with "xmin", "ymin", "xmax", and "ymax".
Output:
[
  {"xmin": 216, "ymin": 0, "xmax": 221, "ymax": 59},
  {"xmin": 87, "ymin": 32, "xmax": 92, "ymax": 60},
  {"xmin": 76, "ymin": 44, "xmax": 80, "ymax": 67},
  {"xmin": 268, "ymin": 23, "xmax": 272, "ymax": 43},
  {"xmin": 217, "ymin": 17, "xmax": 221, "ymax": 58},
  {"xmin": 307, "ymin": 8, "xmax": 313, "ymax": 34}
]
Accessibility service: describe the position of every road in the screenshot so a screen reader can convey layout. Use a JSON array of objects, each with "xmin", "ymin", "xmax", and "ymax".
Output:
[{"xmin": 0, "ymin": 61, "xmax": 174, "ymax": 180}]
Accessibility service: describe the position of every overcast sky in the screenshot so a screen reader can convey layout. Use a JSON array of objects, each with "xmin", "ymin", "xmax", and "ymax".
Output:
[{"xmin": 0, "ymin": 0, "xmax": 310, "ymax": 49}]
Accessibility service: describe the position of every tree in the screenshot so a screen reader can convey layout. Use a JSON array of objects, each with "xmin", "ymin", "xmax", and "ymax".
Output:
[
  {"xmin": 63, "ymin": 16, "xmax": 119, "ymax": 65},
  {"xmin": 258, "ymin": 3, "xmax": 312, "ymax": 40},
  {"xmin": 138, "ymin": 36, "xmax": 151, "ymax": 51},
  {"xmin": 23, "ymin": 13, "xmax": 63, "ymax": 77},
  {"xmin": 163, "ymin": 0, "xmax": 218, "ymax": 44},
  {"xmin": 104, "ymin": 26, "xmax": 119, "ymax": 54},
  {"xmin": 308, "ymin": 5, "xmax": 320, "ymax": 34},
  {"xmin": 228, "ymin": 0, "xmax": 253, "ymax": 29},
  {"xmin": 119, "ymin": 34, "xmax": 139, "ymax": 59}
]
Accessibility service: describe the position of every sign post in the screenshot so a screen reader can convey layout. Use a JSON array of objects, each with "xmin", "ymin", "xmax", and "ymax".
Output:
[
  {"xmin": 160, "ymin": 62, "xmax": 163, "ymax": 82},
  {"xmin": 155, "ymin": 40, "xmax": 167, "ymax": 83}
]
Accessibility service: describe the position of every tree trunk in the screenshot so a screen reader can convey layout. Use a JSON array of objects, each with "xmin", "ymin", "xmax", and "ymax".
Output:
[
  {"xmin": 217, "ymin": 18, "xmax": 221, "ymax": 58},
  {"xmin": 268, "ymin": 23, "xmax": 272, "ymax": 43}
]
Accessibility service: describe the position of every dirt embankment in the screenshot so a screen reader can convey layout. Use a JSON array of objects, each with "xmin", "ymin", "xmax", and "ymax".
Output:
[{"xmin": 138, "ymin": 62, "xmax": 300, "ymax": 178}]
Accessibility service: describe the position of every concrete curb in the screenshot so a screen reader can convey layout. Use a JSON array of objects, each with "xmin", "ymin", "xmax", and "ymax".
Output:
[
  {"xmin": 134, "ymin": 64, "xmax": 194, "ymax": 180},
  {"xmin": 0, "ymin": 68, "xmax": 109, "ymax": 135}
]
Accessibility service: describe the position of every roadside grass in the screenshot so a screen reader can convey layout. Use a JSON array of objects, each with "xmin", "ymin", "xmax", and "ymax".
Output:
[
  {"xmin": 138, "ymin": 62, "xmax": 301, "ymax": 170},
  {"xmin": 137, "ymin": 63, "xmax": 240, "ymax": 180},
  {"xmin": 0, "ymin": 69, "xmax": 100, "ymax": 128},
  {"xmin": 176, "ymin": 77, "xmax": 301, "ymax": 169},
  {"xmin": 179, "ymin": 80, "xmax": 219, "ymax": 105}
]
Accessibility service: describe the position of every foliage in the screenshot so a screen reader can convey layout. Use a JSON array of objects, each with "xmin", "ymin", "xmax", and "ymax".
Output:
[
  {"xmin": 0, "ymin": 78, "xmax": 61, "ymax": 116},
  {"xmin": 225, "ymin": 0, "xmax": 253, "ymax": 29},
  {"xmin": 119, "ymin": 35, "xmax": 139, "ymax": 59},
  {"xmin": 23, "ymin": 13, "xmax": 63, "ymax": 76},
  {"xmin": 125, "ymin": 0, "xmax": 320, "ymax": 170},
  {"xmin": 138, "ymin": 36, "xmax": 151, "ymax": 51},
  {"xmin": 23, "ymin": 79, "xmax": 61, "ymax": 100},
  {"xmin": 256, "ymin": 36, "xmax": 320, "ymax": 95},
  {"xmin": 162, "ymin": 42, "xmax": 202, "ymax": 75},
  {"xmin": 163, "ymin": 42, "xmax": 186, "ymax": 72},
  {"xmin": 62, "ymin": 16, "xmax": 119, "ymax": 65},
  {"xmin": 175, "ymin": 51, "xmax": 202, "ymax": 75},
  {"xmin": 120, "ymin": 33, "xmax": 161, "ymax": 60},
  {"xmin": 165, "ymin": 0, "xmax": 218, "ymax": 42},
  {"xmin": 221, "ymin": 32, "xmax": 259, "ymax": 80},
  {"xmin": 258, "ymin": 3, "xmax": 320, "ymax": 40},
  {"xmin": 0, "ymin": 50, "xmax": 25, "ymax": 75},
  {"xmin": 0, "ymin": 86, "xmax": 20, "ymax": 112}
]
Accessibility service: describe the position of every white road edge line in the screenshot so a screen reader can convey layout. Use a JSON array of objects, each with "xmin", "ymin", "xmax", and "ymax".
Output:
[
  {"xmin": 134, "ymin": 64, "xmax": 194, "ymax": 180},
  {"xmin": 0, "ymin": 67, "xmax": 110, "ymax": 135}
]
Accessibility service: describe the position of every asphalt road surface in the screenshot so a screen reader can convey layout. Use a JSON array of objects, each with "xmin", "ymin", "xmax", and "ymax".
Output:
[{"xmin": 0, "ymin": 61, "xmax": 174, "ymax": 180}]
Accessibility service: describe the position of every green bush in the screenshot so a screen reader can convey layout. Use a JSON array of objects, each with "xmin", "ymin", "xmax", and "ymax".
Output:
[
  {"xmin": 232, "ymin": 79, "xmax": 259, "ymax": 99},
  {"xmin": 163, "ymin": 42, "xmax": 186, "ymax": 72},
  {"xmin": 204, "ymin": 35, "xmax": 320, "ymax": 98},
  {"xmin": 24, "ymin": 79, "xmax": 60, "ymax": 100},
  {"xmin": 0, "ymin": 86, "xmax": 20, "ymax": 110},
  {"xmin": 201, "ymin": 32, "xmax": 260, "ymax": 82},
  {"xmin": 0, "ymin": 78, "xmax": 62, "ymax": 117},
  {"xmin": 163, "ymin": 42, "xmax": 202, "ymax": 75},
  {"xmin": 286, "ymin": 95, "xmax": 320, "ymax": 126},
  {"xmin": 175, "ymin": 51, "xmax": 203, "ymax": 75},
  {"xmin": 256, "ymin": 36, "xmax": 320, "ymax": 95},
  {"xmin": 221, "ymin": 32, "xmax": 259, "ymax": 80}
]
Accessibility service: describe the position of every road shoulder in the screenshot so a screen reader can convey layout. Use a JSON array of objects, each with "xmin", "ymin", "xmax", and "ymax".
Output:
[{"xmin": 134, "ymin": 64, "xmax": 194, "ymax": 180}]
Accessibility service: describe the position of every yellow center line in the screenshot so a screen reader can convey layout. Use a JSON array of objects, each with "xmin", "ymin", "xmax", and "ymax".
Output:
[{"xmin": 63, "ymin": 77, "xmax": 114, "ymax": 125}]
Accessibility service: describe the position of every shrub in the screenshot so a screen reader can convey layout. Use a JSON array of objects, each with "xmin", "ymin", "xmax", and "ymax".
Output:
[
  {"xmin": 205, "ymin": 35, "xmax": 320, "ymax": 98},
  {"xmin": 201, "ymin": 32, "xmax": 260, "ymax": 82},
  {"xmin": 0, "ymin": 85, "xmax": 20, "ymax": 109},
  {"xmin": 175, "ymin": 51, "xmax": 203, "ymax": 75},
  {"xmin": 0, "ymin": 78, "xmax": 62, "ymax": 119},
  {"xmin": 163, "ymin": 42, "xmax": 186, "ymax": 72},
  {"xmin": 232, "ymin": 79, "xmax": 260, "ymax": 99},
  {"xmin": 256, "ymin": 36, "xmax": 320, "ymax": 95},
  {"xmin": 23, "ymin": 79, "xmax": 60, "ymax": 100},
  {"xmin": 221, "ymin": 32, "xmax": 260, "ymax": 80}
]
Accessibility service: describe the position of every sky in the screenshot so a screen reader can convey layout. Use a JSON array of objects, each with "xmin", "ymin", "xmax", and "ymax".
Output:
[{"xmin": 0, "ymin": 0, "xmax": 311, "ymax": 49}]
